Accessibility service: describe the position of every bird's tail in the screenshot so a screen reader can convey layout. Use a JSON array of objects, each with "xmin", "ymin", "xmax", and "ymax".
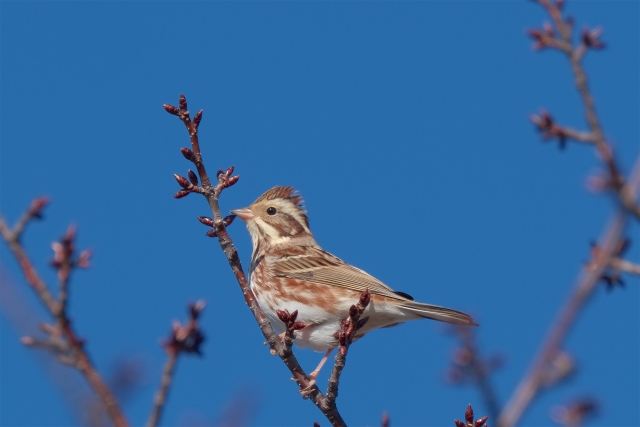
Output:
[{"xmin": 398, "ymin": 301, "xmax": 478, "ymax": 326}]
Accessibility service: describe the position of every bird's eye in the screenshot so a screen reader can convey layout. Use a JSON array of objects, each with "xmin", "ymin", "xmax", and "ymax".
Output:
[{"xmin": 267, "ymin": 207, "xmax": 277, "ymax": 215}]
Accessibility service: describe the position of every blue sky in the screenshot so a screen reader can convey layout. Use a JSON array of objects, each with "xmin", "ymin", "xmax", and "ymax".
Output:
[{"xmin": 1, "ymin": 1, "xmax": 638, "ymax": 427}]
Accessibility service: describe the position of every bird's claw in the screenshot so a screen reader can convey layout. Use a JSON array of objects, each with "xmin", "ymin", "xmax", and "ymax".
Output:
[{"xmin": 298, "ymin": 372, "xmax": 318, "ymax": 397}]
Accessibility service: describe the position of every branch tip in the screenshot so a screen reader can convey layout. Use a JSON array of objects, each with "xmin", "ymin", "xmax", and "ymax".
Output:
[
  {"xmin": 582, "ymin": 27, "xmax": 605, "ymax": 49},
  {"xmin": 163, "ymin": 104, "xmax": 179, "ymax": 116},
  {"xmin": 180, "ymin": 147, "xmax": 195, "ymax": 162},
  {"xmin": 197, "ymin": 216, "xmax": 214, "ymax": 227},
  {"xmin": 188, "ymin": 170, "xmax": 198, "ymax": 186},
  {"xmin": 453, "ymin": 404, "xmax": 487, "ymax": 427},
  {"xmin": 174, "ymin": 190, "xmax": 190, "ymax": 199},
  {"xmin": 193, "ymin": 110, "xmax": 203, "ymax": 128},
  {"xmin": 174, "ymin": 174, "xmax": 191, "ymax": 189}
]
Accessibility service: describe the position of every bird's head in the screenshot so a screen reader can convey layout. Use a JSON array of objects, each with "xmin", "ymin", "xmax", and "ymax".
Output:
[{"xmin": 231, "ymin": 186, "xmax": 312, "ymax": 249}]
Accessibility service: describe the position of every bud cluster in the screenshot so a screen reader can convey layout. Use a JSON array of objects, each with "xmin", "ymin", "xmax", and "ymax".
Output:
[{"xmin": 164, "ymin": 300, "xmax": 206, "ymax": 356}]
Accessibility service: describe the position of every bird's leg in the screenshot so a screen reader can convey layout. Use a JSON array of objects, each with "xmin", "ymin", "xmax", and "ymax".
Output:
[
  {"xmin": 300, "ymin": 348, "xmax": 334, "ymax": 395},
  {"xmin": 309, "ymin": 348, "xmax": 334, "ymax": 380}
]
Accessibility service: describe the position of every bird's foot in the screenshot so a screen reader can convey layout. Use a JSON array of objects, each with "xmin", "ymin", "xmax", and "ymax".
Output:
[{"xmin": 298, "ymin": 370, "xmax": 319, "ymax": 397}]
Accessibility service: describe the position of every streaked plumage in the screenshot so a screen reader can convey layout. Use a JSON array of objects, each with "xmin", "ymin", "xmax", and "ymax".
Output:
[{"xmin": 232, "ymin": 186, "xmax": 477, "ymax": 356}]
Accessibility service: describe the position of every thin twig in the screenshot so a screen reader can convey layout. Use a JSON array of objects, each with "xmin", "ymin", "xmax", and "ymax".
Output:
[
  {"xmin": 498, "ymin": 0, "xmax": 640, "ymax": 427},
  {"xmin": 500, "ymin": 3, "xmax": 640, "ymax": 423},
  {"xmin": 166, "ymin": 95, "xmax": 347, "ymax": 426},
  {"xmin": 0, "ymin": 204, "xmax": 58, "ymax": 314},
  {"xmin": 147, "ymin": 353, "xmax": 178, "ymax": 427},
  {"xmin": 326, "ymin": 290, "xmax": 370, "ymax": 407},
  {"xmin": 146, "ymin": 301, "xmax": 205, "ymax": 427},
  {"xmin": 0, "ymin": 203, "xmax": 128, "ymax": 427},
  {"xmin": 531, "ymin": 0, "xmax": 640, "ymax": 219},
  {"xmin": 448, "ymin": 326, "xmax": 502, "ymax": 422},
  {"xmin": 610, "ymin": 258, "xmax": 640, "ymax": 276},
  {"xmin": 499, "ymin": 157, "xmax": 640, "ymax": 427}
]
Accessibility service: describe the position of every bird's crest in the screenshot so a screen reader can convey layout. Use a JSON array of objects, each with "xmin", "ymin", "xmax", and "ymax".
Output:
[{"xmin": 253, "ymin": 186, "xmax": 304, "ymax": 211}]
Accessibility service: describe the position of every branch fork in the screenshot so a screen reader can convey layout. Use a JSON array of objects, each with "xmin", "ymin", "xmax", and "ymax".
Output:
[
  {"xmin": 0, "ymin": 201, "xmax": 128, "ymax": 427},
  {"xmin": 165, "ymin": 94, "xmax": 347, "ymax": 427},
  {"xmin": 530, "ymin": 109, "xmax": 595, "ymax": 148},
  {"xmin": 588, "ymin": 239, "xmax": 633, "ymax": 290},
  {"xmin": 147, "ymin": 301, "xmax": 206, "ymax": 427},
  {"xmin": 276, "ymin": 309, "xmax": 307, "ymax": 355}
]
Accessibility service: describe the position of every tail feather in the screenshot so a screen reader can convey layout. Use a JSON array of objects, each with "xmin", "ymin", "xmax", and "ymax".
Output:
[{"xmin": 399, "ymin": 301, "xmax": 478, "ymax": 326}]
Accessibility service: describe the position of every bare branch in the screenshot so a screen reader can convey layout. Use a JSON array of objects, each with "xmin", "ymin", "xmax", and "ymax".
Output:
[
  {"xmin": 500, "ymin": 2, "xmax": 640, "ymax": 422},
  {"xmin": 528, "ymin": 0, "xmax": 640, "ymax": 219},
  {"xmin": 610, "ymin": 258, "xmax": 640, "ymax": 276},
  {"xmin": 165, "ymin": 95, "xmax": 347, "ymax": 427},
  {"xmin": 447, "ymin": 326, "xmax": 502, "ymax": 422},
  {"xmin": 498, "ymin": 209, "xmax": 631, "ymax": 427},
  {"xmin": 550, "ymin": 397, "xmax": 599, "ymax": 427},
  {"xmin": 147, "ymin": 301, "xmax": 205, "ymax": 427},
  {"xmin": 0, "ymin": 202, "xmax": 128, "ymax": 427},
  {"xmin": 326, "ymin": 290, "xmax": 370, "ymax": 406}
]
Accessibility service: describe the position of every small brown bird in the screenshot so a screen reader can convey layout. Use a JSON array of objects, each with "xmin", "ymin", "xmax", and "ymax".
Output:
[{"xmin": 231, "ymin": 186, "xmax": 476, "ymax": 379}]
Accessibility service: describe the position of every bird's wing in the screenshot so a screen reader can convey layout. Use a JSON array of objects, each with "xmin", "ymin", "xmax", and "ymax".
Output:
[
  {"xmin": 267, "ymin": 247, "xmax": 407, "ymax": 301},
  {"xmin": 268, "ymin": 247, "xmax": 478, "ymax": 326}
]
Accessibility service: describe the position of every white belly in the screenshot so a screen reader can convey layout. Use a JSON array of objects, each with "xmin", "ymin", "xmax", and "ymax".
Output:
[{"xmin": 250, "ymin": 277, "xmax": 342, "ymax": 352}]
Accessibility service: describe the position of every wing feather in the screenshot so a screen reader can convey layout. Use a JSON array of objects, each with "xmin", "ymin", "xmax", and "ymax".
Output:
[{"xmin": 268, "ymin": 247, "xmax": 405, "ymax": 300}]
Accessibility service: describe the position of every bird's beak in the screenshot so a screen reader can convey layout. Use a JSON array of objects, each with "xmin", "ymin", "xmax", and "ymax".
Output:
[{"xmin": 230, "ymin": 207, "xmax": 255, "ymax": 221}]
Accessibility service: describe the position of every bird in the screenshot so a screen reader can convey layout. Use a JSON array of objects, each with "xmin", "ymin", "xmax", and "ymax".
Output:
[{"xmin": 231, "ymin": 186, "xmax": 477, "ymax": 381}]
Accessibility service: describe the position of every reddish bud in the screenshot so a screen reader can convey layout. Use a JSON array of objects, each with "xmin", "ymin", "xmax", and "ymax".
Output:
[
  {"xmin": 225, "ymin": 175, "xmax": 240, "ymax": 188},
  {"xmin": 63, "ymin": 225, "xmax": 77, "ymax": 247},
  {"xmin": 582, "ymin": 27, "xmax": 605, "ymax": 49},
  {"xmin": 289, "ymin": 310, "xmax": 298, "ymax": 322},
  {"xmin": 349, "ymin": 305, "xmax": 358, "ymax": 317},
  {"xmin": 338, "ymin": 333, "xmax": 347, "ymax": 346},
  {"xmin": 356, "ymin": 316, "xmax": 369, "ymax": 330},
  {"xmin": 381, "ymin": 413, "xmax": 389, "ymax": 427},
  {"xmin": 188, "ymin": 170, "xmax": 198, "ymax": 185},
  {"xmin": 174, "ymin": 174, "xmax": 191, "ymax": 189},
  {"xmin": 77, "ymin": 250, "xmax": 91, "ymax": 268},
  {"xmin": 189, "ymin": 300, "xmax": 206, "ymax": 319},
  {"xmin": 277, "ymin": 309, "xmax": 290, "ymax": 323},
  {"xmin": 179, "ymin": 94, "xmax": 187, "ymax": 111},
  {"xmin": 197, "ymin": 216, "xmax": 214, "ymax": 227},
  {"xmin": 617, "ymin": 239, "xmax": 630, "ymax": 256},
  {"xmin": 454, "ymin": 420, "xmax": 465, "ymax": 427},
  {"xmin": 30, "ymin": 197, "xmax": 50, "ymax": 219},
  {"xmin": 39, "ymin": 323, "xmax": 55, "ymax": 334},
  {"xmin": 193, "ymin": 110, "xmax": 203, "ymax": 128},
  {"xmin": 465, "ymin": 405, "xmax": 474, "ymax": 424},
  {"xmin": 360, "ymin": 289, "xmax": 371, "ymax": 307},
  {"xmin": 181, "ymin": 328, "xmax": 205, "ymax": 354},
  {"xmin": 174, "ymin": 190, "xmax": 190, "ymax": 199},
  {"xmin": 225, "ymin": 166, "xmax": 235, "ymax": 177},
  {"xmin": 216, "ymin": 169, "xmax": 224, "ymax": 178},
  {"xmin": 163, "ymin": 104, "xmax": 179, "ymax": 115},
  {"xmin": 474, "ymin": 416, "xmax": 488, "ymax": 427},
  {"xmin": 181, "ymin": 147, "xmax": 195, "ymax": 161},
  {"xmin": 205, "ymin": 229, "xmax": 217, "ymax": 238},
  {"xmin": 543, "ymin": 22, "xmax": 554, "ymax": 37},
  {"xmin": 21, "ymin": 336, "xmax": 36, "ymax": 346},
  {"xmin": 292, "ymin": 322, "xmax": 307, "ymax": 330},
  {"xmin": 223, "ymin": 214, "xmax": 236, "ymax": 227}
]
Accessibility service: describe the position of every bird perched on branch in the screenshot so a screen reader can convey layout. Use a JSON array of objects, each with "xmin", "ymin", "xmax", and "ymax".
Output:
[{"xmin": 231, "ymin": 186, "xmax": 476, "ymax": 380}]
